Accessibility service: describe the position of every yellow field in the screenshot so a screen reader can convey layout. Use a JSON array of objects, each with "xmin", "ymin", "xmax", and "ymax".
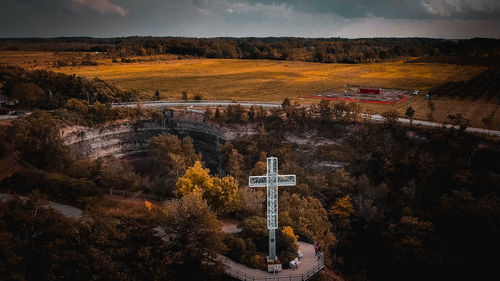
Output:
[{"xmin": 1, "ymin": 51, "xmax": 498, "ymax": 130}]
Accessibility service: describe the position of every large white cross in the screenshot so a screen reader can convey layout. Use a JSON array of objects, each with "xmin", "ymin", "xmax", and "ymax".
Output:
[{"xmin": 249, "ymin": 157, "xmax": 296, "ymax": 261}]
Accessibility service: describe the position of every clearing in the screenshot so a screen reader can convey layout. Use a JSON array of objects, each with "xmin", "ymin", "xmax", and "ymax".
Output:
[{"xmin": 1, "ymin": 51, "xmax": 498, "ymax": 129}]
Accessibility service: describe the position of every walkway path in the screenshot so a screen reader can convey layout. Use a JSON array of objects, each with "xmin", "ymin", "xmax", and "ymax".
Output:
[
  {"xmin": 222, "ymin": 241, "xmax": 324, "ymax": 281},
  {"xmin": 0, "ymin": 193, "xmax": 82, "ymax": 218}
]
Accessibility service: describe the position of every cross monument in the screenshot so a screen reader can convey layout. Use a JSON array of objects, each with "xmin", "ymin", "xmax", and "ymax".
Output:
[{"xmin": 249, "ymin": 157, "xmax": 296, "ymax": 261}]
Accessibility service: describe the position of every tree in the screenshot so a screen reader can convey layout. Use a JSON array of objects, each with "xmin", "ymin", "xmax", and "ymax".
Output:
[
  {"xmin": 240, "ymin": 216, "xmax": 268, "ymax": 252},
  {"xmin": 193, "ymin": 93, "xmax": 203, "ymax": 101},
  {"xmin": 317, "ymin": 99, "xmax": 332, "ymax": 122},
  {"xmin": 329, "ymin": 195, "xmax": 354, "ymax": 243},
  {"xmin": 277, "ymin": 226, "xmax": 299, "ymax": 265},
  {"xmin": 281, "ymin": 98, "xmax": 291, "ymax": 117},
  {"xmin": 214, "ymin": 107, "xmax": 221, "ymax": 122},
  {"xmin": 384, "ymin": 216, "xmax": 439, "ymax": 279},
  {"xmin": 203, "ymin": 107, "xmax": 212, "ymax": 122},
  {"xmin": 148, "ymin": 134, "xmax": 200, "ymax": 195},
  {"xmin": 148, "ymin": 134, "xmax": 200, "ymax": 178},
  {"xmin": 181, "ymin": 91, "xmax": 188, "ymax": 100},
  {"xmin": 427, "ymin": 100, "xmax": 436, "ymax": 121},
  {"xmin": 160, "ymin": 193, "xmax": 224, "ymax": 280},
  {"xmin": 226, "ymin": 148, "xmax": 245, "ymax": 180},
  {"xmin": 446, "ymin": 114, "xmax": 470, "ymax": 132},
  {"xmin": 176, "ymin": 161, "xmax": 240, "ymax": 214},
  {"xmin": 12, "ymin": 82, "xmax": 45, "ymax": 107},
  {"xmin": 405, "ymin": 106, "xmax": 415, "ymax": 125},
  {"xmin": 382, "ymin": 110, "xmax": 400, "ymax": 127},
  {"xmin": 154, "ymin": 89, "xmax": 160, "ymax": 100},
  {"xmin": 65, "ymin": 98, "xmax": 89, "ymax": 114},
  {"xmin": 12, "ymin": 111, "xmax": 69, "ymax": 170},
  {"xmin": 248, "ymin": 105, "xmax": 256, "ymax": 122},
  {"xmin": 279, "ymin": 193, "xmax": 336, "ymax": 256}
]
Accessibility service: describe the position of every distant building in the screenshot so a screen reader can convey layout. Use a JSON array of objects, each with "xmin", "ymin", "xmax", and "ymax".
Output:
[{"xmin": 360, "ymin": 88, "xmax": 381, "ymax": 95}]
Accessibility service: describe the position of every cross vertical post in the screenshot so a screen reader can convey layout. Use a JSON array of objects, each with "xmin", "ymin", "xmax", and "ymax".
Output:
[{"xmin": 249, "ymin": 157, "xmax": 296, "ymax": 262}]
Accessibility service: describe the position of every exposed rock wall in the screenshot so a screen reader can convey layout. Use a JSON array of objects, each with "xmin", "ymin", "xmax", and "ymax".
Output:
[{"xmin": 62, "ymin": 115, "xmax": 227, "ymax": 172}]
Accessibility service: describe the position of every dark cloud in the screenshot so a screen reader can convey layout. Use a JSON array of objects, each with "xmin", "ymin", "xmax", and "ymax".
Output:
[{"xmin": 0, "ymin": 0, "xmax": 499, "ymax": 38}]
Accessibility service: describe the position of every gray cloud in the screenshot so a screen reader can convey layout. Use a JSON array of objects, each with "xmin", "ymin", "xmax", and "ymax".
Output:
[
  {"xmin": 421, "ymin": 0, "xmax": 500, "ymax": 18},
  {"xmin": 0, "ymin": 0, "xmax": 499, "ymax": 38}
]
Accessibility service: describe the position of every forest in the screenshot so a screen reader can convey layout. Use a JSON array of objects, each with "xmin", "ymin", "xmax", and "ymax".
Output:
[
  {"xmin": 1, "ymin": 37, "xmax": 500, "ymax": 64},
  {"xmin": 0, "ymin": 95, "xmax": 499, "ymax": 281}
]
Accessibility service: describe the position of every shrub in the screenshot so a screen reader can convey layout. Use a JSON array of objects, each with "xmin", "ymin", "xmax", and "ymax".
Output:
[
  {"xmin": 0, "ymin": 106, "xmax": 9, "ymax": 115},
  {"xmin": 0, "ymin": 169, "xmax": 99, "ymax": 207},
  {"xmin": 65, "ymin": 98, "xmax": 89, "ymax": 114}
]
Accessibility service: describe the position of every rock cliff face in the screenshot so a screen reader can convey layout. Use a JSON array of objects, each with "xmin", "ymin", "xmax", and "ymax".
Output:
[{"xmin": 61, "ymin": 115, "xmax": 226, "ymax": 172}]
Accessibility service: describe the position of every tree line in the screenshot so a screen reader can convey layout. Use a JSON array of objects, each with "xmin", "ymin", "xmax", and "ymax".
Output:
[
  {"xmin": 0, "ymin": 66, "xmax": 140, "ymax": 110},
  {"xmin": 2, "ymin": 37, "xmax": 499, "ymax": 64}
]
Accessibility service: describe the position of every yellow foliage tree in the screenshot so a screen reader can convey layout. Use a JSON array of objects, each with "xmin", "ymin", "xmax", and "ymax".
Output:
[
  {"xmin": 329, "ymin": 195, "xmax": 354, "ymax": 242},
  {"xmin": 176, "ymin": 161, "xmax": 240, "ymax": 214}
]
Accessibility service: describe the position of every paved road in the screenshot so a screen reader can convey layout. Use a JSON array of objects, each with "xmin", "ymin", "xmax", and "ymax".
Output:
[
  {"xmin": 2, "ymin": 100, "xmax": 499, "ymax": 136},
  {"xmin": 0, "ymin": 193, "xmax": 82, "ymax": 218},
  {"xmin": 366, "ymin": 114, "xmax": 500, "ymax": 136},
  {"xmin": 115, "ymin": 100, "xmax": 282, "ymax": 109}
]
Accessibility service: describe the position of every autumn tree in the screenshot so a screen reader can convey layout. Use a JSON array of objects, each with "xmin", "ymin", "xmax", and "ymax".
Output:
[
  {"xmin": 281, "ymin": 98, "xmax": 291, "ymax": 117},
  {"xmin": 176, "ymin": 161, "xmax": 240, "ymax": 214},
  {"xmin": 382, "ymin": 110, "xmax": 400, "ymax": 127},
  {"xmin": 277, "ymin": 226, "xmax": 299, "ymax": 265},
  {"xmin": 226, "ymin": 148, "xmax": 245, "ymax": 180},
  {"xmin": 148, "ymin": 134, "xmax": 200, "ymax": 177},
  {"xmin": 329, "ymin": 195, "xmax": 354, "ymax": 244},
  {"xmin": 148, "ymin": 134, "xmax": 200, "ymax": 195},
  {"xmin": 12, "ymin": 111, "xmax": 69, "ymax": 170},
  {"xmin": 12, "ymin": 82, "xmax": 45, "ymax": 107},
  {"xmin": 279, "ymin": 193, "xmax": 336, "ymax": 258},
  {"xmin": 65, "ymin": 98, "xmax": 89, "ymax": 114},
  {"xmin": 160, "ymin": 193, "xmax": 224, "ymax": 280},
  {"xmin": 317, "ymin": 99, "xmax": 332, "ymax": 122}
]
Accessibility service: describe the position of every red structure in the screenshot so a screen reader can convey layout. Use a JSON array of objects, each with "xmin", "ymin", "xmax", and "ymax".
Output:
[{"xmin": 360, "ymin": 88, "xmax": 381, "ymax": 94}]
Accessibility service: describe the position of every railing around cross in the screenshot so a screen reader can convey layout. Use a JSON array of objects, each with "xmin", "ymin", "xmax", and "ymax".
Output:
[{"xmin": 222, "ymin": 258, "xmax": 325, "ymax": 281}]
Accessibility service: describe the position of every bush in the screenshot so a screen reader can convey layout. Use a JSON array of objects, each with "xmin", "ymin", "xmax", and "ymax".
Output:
[
  {"xmin": 0, "ymin": 169, "xmax": 99, "ymax": 207},
  {"xmin": 0, "ymin": 106, "xmax": 9, "ymax": 115},
  {"xmin": 247, "ymin": 254, "xmax": 264, "ymax": 269},
  {"xmin": 223, "ymin": 234, "xmax": 247, "ymax": 262},
  {"xmin": 65, "ymin": 98, "xmax": 89, "ymax": 114}
]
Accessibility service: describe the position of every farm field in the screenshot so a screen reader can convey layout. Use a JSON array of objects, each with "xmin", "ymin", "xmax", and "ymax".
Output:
[{"xmin": 1, "ymin": 51, "xmax": 498, "ymax": 129}]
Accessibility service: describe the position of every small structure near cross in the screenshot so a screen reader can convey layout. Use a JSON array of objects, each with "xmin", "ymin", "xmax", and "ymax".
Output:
[{"xmin": 249, "ymin": 157, "xmax": 296, "ymax": 262}]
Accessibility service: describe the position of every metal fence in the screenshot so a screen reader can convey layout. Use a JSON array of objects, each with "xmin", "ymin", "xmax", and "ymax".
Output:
[
  {"xmin": 97, "ymin": 188, "xmax": 163, "ymax": 201},
  {"xmin": 223, "ymin": 259, "xmax": 324, "ymax": 281}
]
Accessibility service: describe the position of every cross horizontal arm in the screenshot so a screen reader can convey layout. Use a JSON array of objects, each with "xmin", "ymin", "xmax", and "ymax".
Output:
[
  {"xmin": 277, "ymin": 175, "xmax": 296, "ymax": 186},
  {"xmin": 249, "ymin": 176, "xmax": 267, "ymax": 187}
]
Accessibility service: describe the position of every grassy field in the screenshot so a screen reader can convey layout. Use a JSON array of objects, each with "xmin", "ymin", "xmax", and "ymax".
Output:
[{"xmin": 1, "ymin": 51, "xmax": 498, "ymax": 130}]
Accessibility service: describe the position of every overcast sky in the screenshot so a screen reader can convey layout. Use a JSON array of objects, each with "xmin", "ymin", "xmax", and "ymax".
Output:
[{"xmin": 1, "ymin": 0, "xmax": 499, "ymax": 38}]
